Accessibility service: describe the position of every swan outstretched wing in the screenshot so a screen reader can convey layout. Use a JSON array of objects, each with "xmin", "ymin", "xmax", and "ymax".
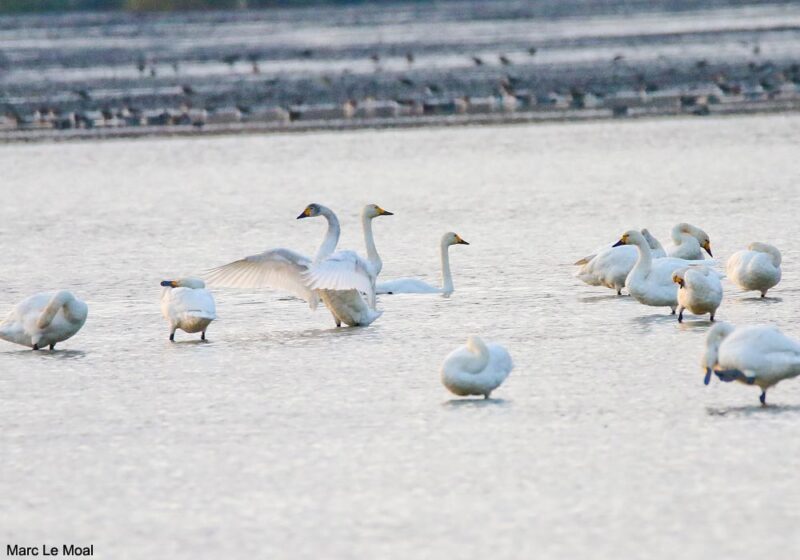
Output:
[
  {"xmin": 305, "ymin": 250, "xmax": 375, "ymax": 297},
  {"xmin": 205, "ymin": 248, "xmax": 318, "ymax": 308}
]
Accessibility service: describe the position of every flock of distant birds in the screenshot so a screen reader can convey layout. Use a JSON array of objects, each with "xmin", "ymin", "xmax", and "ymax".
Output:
[
  {"xmin": 6, "ymin": 43, "xmax": 800, "ymax": 133},
  {"xmin": 1, "ymin": 204, "xmax": 797, "ymax": 403},
  {"xmin": 574, "ymin": 223, "xmax": 795, "ymax": 405}
]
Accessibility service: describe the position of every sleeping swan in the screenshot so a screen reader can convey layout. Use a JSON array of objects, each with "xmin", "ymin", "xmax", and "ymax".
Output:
[
  {"xmin": 613, "ymin": 229, "xmax": 714, "ymax": 313},
  {"xmin": 377, "ymin": 232, "xmax": 469, "ymax": 296},
  {"xmin": 160, "ymin": 277, "xmax": 217, "ymax": 341},
  {"xmin": 672, "ymin": 267, "xmax": 723, "ymax": 323},
  {"xmin": 0, "ymin": 291, "xmax": 88, "ymax": 350},
  {"xmin": 575, "ymin": 228, "xmax": 665, "ymax": 295},
  {"xmin": 726, "ymin": 242, "xmax": 782, "ymax": 297},
  {"xmin": 703, "ymin": 322, "xmax": 800, "ymax": 405},
  {"xmin": 666, "ymin": 223, "xmax": 713, "ymax": 260},
  {"xmin": 441, "ymin": 335, "xmax": 513, "ymax": 398}
]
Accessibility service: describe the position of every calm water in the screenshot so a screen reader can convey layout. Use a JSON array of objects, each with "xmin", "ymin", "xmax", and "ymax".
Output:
[{"xmin": 2, "ymin": 114, "xmax": 800, "ymax": 558}]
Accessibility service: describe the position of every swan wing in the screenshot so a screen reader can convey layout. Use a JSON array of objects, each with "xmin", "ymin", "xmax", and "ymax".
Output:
[
  {"xmin": 205, "ymin": 248, "xmax": 318, "ymax": 308},
  {"xmin": 305, "ymin": 250, "xmax": 375, "ymax": 296},
  {"xmin": 165, "ymin": 288, "xmax": 217, "ymax": 320}
]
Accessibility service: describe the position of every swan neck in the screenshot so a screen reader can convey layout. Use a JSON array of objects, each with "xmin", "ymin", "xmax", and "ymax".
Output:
[
  {"xmin": 630, "ymin": 237, "xmax": 653, "ymax": 276},
  {"xmin": 362, "ymin": 213, "xmax": 381, "ymax": 274},
  {"xmin": 315, "ymin": 208, "xmax": 340, "ymax": 262},
  {"xmin": 465, "ymin": 337, "xmax": 490, "ymax": 373},
  {"xmin": 440, "ymin": 240, "xmax": 454, "ymax": 295}
]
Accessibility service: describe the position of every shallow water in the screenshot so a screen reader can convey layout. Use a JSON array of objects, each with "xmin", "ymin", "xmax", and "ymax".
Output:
[{"xmin": 2, "ymin": 114, "xmax": 800, "ymax": 558}]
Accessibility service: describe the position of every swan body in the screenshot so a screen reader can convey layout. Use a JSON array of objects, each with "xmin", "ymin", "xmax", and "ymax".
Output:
[
  {"xmin": 306, "ymin": 250, "xmax": 382, "ymax": 326},
  {"xmin": 0, "ymin": 291, "xmax": 88, "ymax": 350},
  {"xmin": 377, "ymin": 232, "xmax": 469, "ymax": 295},
  {"xmin": 574, "ymin": 228, "xmax": 665, "ymax": 295},
  {"xmin": 702, "ymin": 322, "xmax": 800, "ymax": 404},
  {"xmin": 206, "ymin": 204, "xmax": 384, "ymax": 327},
  {"xmin": 673, "ymin": 267, "xmax": 723, "ymax": 322},
  {"xmin": 614, "ymin": 229, "xmax": 713, "ymax": 313},
  {"xmin": 666, "ymin": 223, "xmax": 713, "ymax": 260},
  {"xmin": 441, "ymin": 335, "xmax": 513, "ymax": 398},
  {"xmin": 726, "ymin": 242, "xmax": 782, "ymax": 297},
  {"xmin": 160, "ymin": 277, "xmax": 216, "ymax": 341}
]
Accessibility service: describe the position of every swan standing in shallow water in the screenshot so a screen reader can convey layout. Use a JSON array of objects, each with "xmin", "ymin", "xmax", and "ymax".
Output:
[
  {"xmin": 614, "ymin": 230, "xmax": 713, "ymax": 313},
  {"xmin": 672, "ymin": 267, "xmax": 723, "ymax": 322},
  {"xmin": 160, "ymin": 277, "xmax": 216, "ymax": 341},
  {"xmin": 702, "ymin": 322, "xmax": 800, "ymax": 405},
  {"xmin": 206, "ymin": 203, "xmax": 385, "ymax": 327},
  {"xmin": 726, "ymin": 242, "xmax": 782, "ymax": 297},
  {"xmin": 441, "ymin": 335, "xmax": 513, "ymax": 398},
  {"xmin": 666, "ymin": 223, "xmax": 713, "ymax": 260},
  {"xmin": 575, "ymin": 229, "xmax": 665, "ymax": 295},
  {"xmin": 377, "ymin": 232, "xmax": 469, "ymax": 295},
  {"xmin": 0, "ymin": 291, "xmax": 88, "ymax": 350}
]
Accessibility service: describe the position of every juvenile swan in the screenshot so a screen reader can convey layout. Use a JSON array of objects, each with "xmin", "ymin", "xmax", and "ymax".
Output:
[
  {"xmin": 666, "ymin": 223, "xmax": 713, "ymax": 260},
  {"xmin": 441, "ymin": 335, "xmax": 513, "ymax": 398},
  {"xmin": 702, "ymin": 322, "xmax": 800, "ymax": 405},
  {"xmin": 377, "ymin": 232, "xmax": 469, "ymax": 296},
  {"xmin": 672, "ymin": 267, "xmax": 723, "ymax": 323},
  {"xmin": 726, "ymin": 242, "xmax": 782, "ymax": 297},
  {"xmin": 0, "ymin": 291, "xmax": 88, "ymax": 350},
  {"xmin": 614, "ymin": 230, "xmax": 712, "ymax": 313},
  {"xmin": 574, "ymin": 229, "xmax": 665, "ymax": 295},
  {"xmin": 160, "ymin": 277, "xmax": 217, "ymax": 341}
]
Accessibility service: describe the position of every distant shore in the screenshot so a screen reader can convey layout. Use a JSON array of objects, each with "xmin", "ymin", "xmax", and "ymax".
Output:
[{"xmin": 2, "ymin": 96, "xmax": 799, "ymax": 144}]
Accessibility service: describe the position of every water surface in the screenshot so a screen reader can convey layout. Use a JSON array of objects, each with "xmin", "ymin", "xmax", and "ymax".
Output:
[{"xmin": 1, "ymin": 114, "xmax": 800, "ymax": 558}]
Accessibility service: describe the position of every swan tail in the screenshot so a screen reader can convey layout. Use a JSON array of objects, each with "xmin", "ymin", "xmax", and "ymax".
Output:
[
  {"xmin": 574, "ymin": 254, "xmax": 595, "ymax": 266},
  {"xmin": 36, "ymin": 291, "xmax": 74, "ymax": 330}
]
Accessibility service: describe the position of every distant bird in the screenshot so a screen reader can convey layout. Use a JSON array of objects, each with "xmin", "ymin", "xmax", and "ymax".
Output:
[
  {"xmin": 74, "ymin": 89, "xmax": 91, "ymax": 101},
  {"xmin": 399, "ymin": 77, "xmax": 415, "ymax": 87},
  {"xmin": 499, "ymin": 54, "xmax": 512, "ymax": 66},
  {"xmin": 149, "ymin": 66, "xmax": 157, "ymax": 78},
  {"xmin": 171, "ymin": 61, "xmax": 180, "ymax": 75},
  {"xmin": 223, "ymin": 54, "xmax": 240, "ymax": 67},
  {"xmin": 696, "ymin": 59, "xmax": 708, "ymax": 69},
  {"xmin": 136, "ymin": 56, "xmax": 147, "ymax": 75},
  {"xmin": 406, "ymin": 52, "xmax": 414, "ymax": 65},
  {"xmin": 703, "ymin": 323, "xmax": 800, "ymax": 405},
  {"xmin": 426, "ymin": 84, "xmax": 442, "ymax": 95},
  {"xmin": 726, "ymin": 243, "xmax": 782, "ymax": 297},
  {"xmin": 370, "ymin": 53, "xmax": 380, "ymax": 63},
  {"xmin": 528, "ymin": 46, "xmax": 537, "ymax": 55},
  {"xmin": 181, "ymin": 84, "xmax": 196, "ymax": 96},
  {"xmin": 160, "ymin": 278, "xmax": 216, "ymax": 342},
  {"xmin": 613, "ymin": 54, "xmax": 625, "ymax": 62},
  {"xmin": 0, "ymin": 291, "xmax": 88, "ymax": 350},
  {"xmin": 753, "ymin": 44, "xmax": 761, "ymax": 55},
  {"xmin": 300, "ymin": 49, "xmax": 313, "ymax": 58},
  {"xmin": 441, "ymin": 336, "xmax": 513, "ymax": 399},
  {"xmin": 472, "ymin": 56, "xmax": 484, "ymax": 66}
]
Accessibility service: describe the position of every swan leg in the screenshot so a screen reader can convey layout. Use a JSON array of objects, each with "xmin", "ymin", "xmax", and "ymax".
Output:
[
  {"xmin": 761, "ymin": 291, "xmax": 767, "ymax": 298},
  {"xmin": 670, "ymin": 307, "xmax": 676, "ymax": 315},
  {"xmin": 169, "ymin": 331, "xmax": 175, "ymax": 342},
  {"xmin": 678, "ymin": 307, "xmax": 684, "ymax": 323},
  {"xmin": 201, "ymin": 331, "xmax": 206, "ymax": 341},
  {"xmin": 49, "ymin": 343, "xmax": 55, "ymax": 350},
  {"xmin": 760, "ymin": 391, "xmax": 767, "ymax": 405},
  {"xmin": 710, "ymin": 313, "xmax": 715, "ymax": 322},
  {"xmin": 616, "ymin": 288, "xmax": 622, "ymax": 296},
  {"xmin": 32, "ymin": 344, "xmax": 40, "ymax": 351}
]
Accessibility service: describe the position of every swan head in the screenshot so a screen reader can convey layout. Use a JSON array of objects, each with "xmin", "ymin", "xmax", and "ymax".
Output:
[
  {"xmin": 612, "ymin": 229, "xmax": 643, "ymax": 247},
  {"xmin": 672, "ymin": 268, "xmax": 688, "ymax": 288},
  {"xmin": 444, "ymin": 232, "xmax": 469, "ymax": 246},
  {"xmin": 297, "ymin": 203, "xmax": 324, "ymax": 220},
  {"xmin": 678, "ymin": 223, "xmax": 713, "ymax": 256},
  {"xmin": 363, "ymin": 204, "xmax": 393, "ymax": 219},
  {"xmin": 702, "ymin": 322, "xmax": 736, "ymax": 385},
  {"xmin": 160, "ymin": 277, "xmax": 206, "ymax": 289}
]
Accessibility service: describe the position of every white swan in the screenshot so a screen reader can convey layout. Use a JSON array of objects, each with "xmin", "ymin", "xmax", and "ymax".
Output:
[
  {"xmin": 377, "ymin": 232, "xmax": 469, "ymax": 296},
  {"xmin": 205, "ymin": 203, "xmax": 381, "ymax": 327},
  {"xmin": 672, "ymin": 267, "xmax": 723, "ymax": 323},
  {"xmin": 614, "ymin": 229, "xmax": 712, "ymax": 313},
  {"xmin": 574, "ymin": 228, "xmax": 665, "ymax": 295},
  {"xmin": 0, "ymin": 291, "xmax": 88, "ymax": 350},
  {"xmin": 361, "ymin": 204, "xmax": 393, "ymax": 278},
  {"xmin": 160, "ymin": 277, "xmax": 216, "ymax": 341},
  {"xmin": 702, "ymin": 322, "xmax": 800, "ymax": 405},
  {"xmin": 441, "ymin": 335, "xmax": 513, "ymax": 398},
  {"xmin": 666, "ymin": 223, "xmax": 713, "ymax": 260},
  {"xmin": 726, "ymin": 242, "xmax": 782, "ymax": 297}
]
